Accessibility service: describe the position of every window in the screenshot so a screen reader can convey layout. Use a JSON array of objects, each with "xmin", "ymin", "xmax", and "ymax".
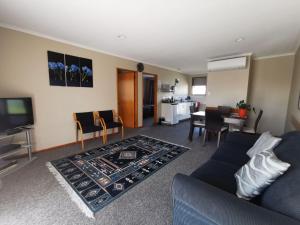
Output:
[{"xmin": 192, "ymin": 76, "xmax": 207, "ymax": 95}]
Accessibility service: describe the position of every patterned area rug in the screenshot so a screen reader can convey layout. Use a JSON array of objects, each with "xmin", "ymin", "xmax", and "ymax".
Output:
[{"xmin": 47, "ymin": 135, "xmax": 189, "ymax": 218}]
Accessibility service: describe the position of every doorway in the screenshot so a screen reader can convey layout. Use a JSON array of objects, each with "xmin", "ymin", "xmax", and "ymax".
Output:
[
  {"xmin": 143, "ymin": 73, "xmax": 158, "ymax": 127},
  {"xmin": 117, "ymin": 69, "xmax": 138, "ymax": 128}
]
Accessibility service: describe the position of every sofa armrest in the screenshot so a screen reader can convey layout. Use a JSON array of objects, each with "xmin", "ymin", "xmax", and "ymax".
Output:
[
  {"xmin": 172, "ymin": 174, "xmax": 300, "ymax": 225},
  {"xmin": 225, "ymin": 131, "xmax": 260, "ymax": 148}
]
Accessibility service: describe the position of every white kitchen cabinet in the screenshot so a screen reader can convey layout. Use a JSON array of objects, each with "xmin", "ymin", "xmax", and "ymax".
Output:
[
  {"xmin": 161, "ymin": 102, "xmax": 193, "ymax": 125},
  {"xmin": 177, "ymin": 102, "xmax": 193, "ymax": 121}
]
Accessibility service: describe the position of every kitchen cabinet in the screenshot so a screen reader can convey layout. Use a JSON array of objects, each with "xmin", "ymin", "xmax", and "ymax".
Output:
[{"xmin": 161, "ymin": 102, "xmax": 193, "ymax": 125}]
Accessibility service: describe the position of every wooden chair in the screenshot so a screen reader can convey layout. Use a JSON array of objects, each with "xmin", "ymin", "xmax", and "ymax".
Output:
[
  {"xmin": 95, "ymin": 110, "xmax": 124, "ymax": 142},
  {"xmin": 73, "ymin": 112, "xmax": 106, "ymax": 150},
  {"xmin": 203, "ymin": 108, "xmax": 228, "ymax": 147}
]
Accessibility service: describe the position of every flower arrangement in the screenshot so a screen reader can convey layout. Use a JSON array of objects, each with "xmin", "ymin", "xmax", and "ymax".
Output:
[
  {"xmin": 236, "ymin": 100, "xmax": 251, "ymax": 118},
  {"xmin": 236, "ymin": 100, "xmax": 251, "ymax": 110},
  {"xmin": 67, "ymin": 64, "xmax": 80, "ymax": 81},
  {"xmin": 48, "ymin": 61, "xmax": 65, "ymax": 80},
  {"xmin": 81, "ymin": 66, "xmax": 92, "ymax": 83}
]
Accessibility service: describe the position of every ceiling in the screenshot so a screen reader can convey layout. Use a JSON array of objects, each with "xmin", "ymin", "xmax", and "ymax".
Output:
[{"xmin": 0, "ymin": 0, "xmax": 300, "ymax": 75}]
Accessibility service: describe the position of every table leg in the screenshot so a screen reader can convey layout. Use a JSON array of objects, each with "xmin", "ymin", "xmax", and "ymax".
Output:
[{"xmin": 198, "ymin": 127, "xmax": 202, "ymax": 136}]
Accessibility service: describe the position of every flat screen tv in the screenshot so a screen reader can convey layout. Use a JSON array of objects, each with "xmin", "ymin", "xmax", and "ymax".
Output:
[{"xmin": 0, "ymin": 98, "xmax": 34, "ymax": 132}]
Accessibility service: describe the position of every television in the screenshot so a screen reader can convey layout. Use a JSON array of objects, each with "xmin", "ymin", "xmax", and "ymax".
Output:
[{"xmin": 0, "ymin": 98, "xmax": 34, "ymax": 132}]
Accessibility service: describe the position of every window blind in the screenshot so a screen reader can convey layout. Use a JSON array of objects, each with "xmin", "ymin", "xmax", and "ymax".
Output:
[{"xmin": 192, "ymin": 77, "xmax": 207, "ymax": 86}]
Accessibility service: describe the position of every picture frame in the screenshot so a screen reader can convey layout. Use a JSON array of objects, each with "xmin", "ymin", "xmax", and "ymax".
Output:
[
  {"xmin": 80, "ymin": 57, "xmax": 93, "ymax": 87},
  {"xmin": 47, "ymin": 51, "xmax": 66, "ymax": 86},
  {"xmin": 47, "ymin": 51, "xmax": 93, "ymax": 88},
  {"xmin": 65, "ymin": 55, "xmax": 81, "ymax": 87}
]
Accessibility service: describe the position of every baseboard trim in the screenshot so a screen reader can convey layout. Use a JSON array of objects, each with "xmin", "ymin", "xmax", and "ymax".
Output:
[{"xmin": 36, "ymin": 132, "xmax": 123, "ymax": 153}]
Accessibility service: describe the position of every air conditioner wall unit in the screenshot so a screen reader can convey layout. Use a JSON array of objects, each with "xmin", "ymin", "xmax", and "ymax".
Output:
[{"xmin": 207, "ymin": 56, "xmax": 247, "ymax": 72}]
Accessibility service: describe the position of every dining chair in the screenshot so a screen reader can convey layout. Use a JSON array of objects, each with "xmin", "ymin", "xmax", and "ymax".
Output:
[
  {"xmin": 189, "ymin": 103, "xmax": 199, "ymax": 113},
  {"xmin": 217, "ymin": 106, "xmax": 232, "ymax": 117},
  {"xmin": 73, "ymin": 112, "xmax": 106, "ymax": 150},
  {"xmin": 95, "ymin": 110, "xmax": 124, "ymax": 142},
  {"xmin": 189, "ymin": 106, "xmax": 205, "ymax": 140},
  {"xmin": 243, "ymin": 110, "xmax": 263, "ymax": 134},
  {"xmin": 203, "ymin": 108, "xmax": 228, "ymax": 147},
  {"xmin": 191, "ymin": 116, "xmax": 206, "ymax": 138}
]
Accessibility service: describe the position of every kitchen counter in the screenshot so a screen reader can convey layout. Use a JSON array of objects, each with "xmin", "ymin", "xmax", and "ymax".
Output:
[{"xmin": 161, "ymin": 100, "xmax": 194, "ymax": 104}]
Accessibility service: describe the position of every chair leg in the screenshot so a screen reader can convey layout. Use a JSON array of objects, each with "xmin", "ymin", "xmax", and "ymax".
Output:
[
  {"xmin": 217, "ymin": 131, "xmax": 221, "ymax": 148},
  {"xmin": 105, "ymin": 129, "xmax": 108, "ymax": 144},
  {"xmin": 202, "ymin": 129, "xmax": 207, "ymax": 146},
  {"xmin": 101, "ymin": 130, "xmax": 106, "ymax": 144},
  {"xmin": 121, "ymin": 126, "xmax": 124, "ymax": 139},
  {"xmin": 81, "ymin": 132, "xmax": 84, "ymax": 150}
]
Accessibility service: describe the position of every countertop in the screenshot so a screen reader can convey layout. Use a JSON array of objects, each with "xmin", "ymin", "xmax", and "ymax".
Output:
[{"xmin": 161, "ymin": 100, "xmax": 194, "ymax": 105}]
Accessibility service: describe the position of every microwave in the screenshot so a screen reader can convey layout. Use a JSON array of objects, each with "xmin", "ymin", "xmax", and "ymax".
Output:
[{"xmin": 161, "ymin": 84, "xmax": 175, "ymax": 92}]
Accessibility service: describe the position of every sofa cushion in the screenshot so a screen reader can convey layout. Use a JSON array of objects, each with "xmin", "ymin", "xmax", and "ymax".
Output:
[
  {"xmin": 211, "ymin": 132, "xmax": 260, "ymax": 168},
  {"xmin": 224, "ymin": 132, "xmax": 261, "ymax": 149},
  {"xmin": 191, "ymin": 159, "xmax": 239, "ymax": 194},
  {"xmin": 235, "ymin": 149, "xmax": 290, "ymax": 200},
  {"xmin": 260, "ymin": 131, "xmax": 300, "ymax": 221},
  {"xmin": 246, "ymin": 131, "xmax": 282, "ymax": 158},
  {"xmin": 212, "ymin": 142, "xmax": 250, "ymax": 168}
]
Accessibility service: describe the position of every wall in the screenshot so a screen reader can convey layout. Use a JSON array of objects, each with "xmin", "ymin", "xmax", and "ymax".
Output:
[
  {"xmin": 0, "ymin": 27, "xmax": 188, "ymax": 151},
  {"xmin": 248, "ymin": 55, "xmax": 294, "ymax": 135},
  {"xmin": 286, "ymin": 47, "xmax": 300, "ymax": 131},
  {"xmin": 206, "ymin": 57, "xmax": 251, "ymax": 107}
]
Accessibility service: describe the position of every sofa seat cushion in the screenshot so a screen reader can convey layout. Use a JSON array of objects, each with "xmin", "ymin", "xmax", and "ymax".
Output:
[
  {"xmin": 259, "ymin": 131, "xmax": 300, "ymax": 221},
  {"xmin": 191, "ymin": 159, "xmax": 239, "ymax": 194}
]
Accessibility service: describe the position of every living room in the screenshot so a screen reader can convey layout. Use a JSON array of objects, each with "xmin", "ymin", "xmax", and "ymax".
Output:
[{"xmin": 0, "ymin": 1, "xmax": 300, "ymax": 225}]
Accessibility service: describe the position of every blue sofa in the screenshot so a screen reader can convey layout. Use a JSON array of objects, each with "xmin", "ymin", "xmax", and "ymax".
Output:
[{"xmin": 172, "ymin": 131, "xmax": 300, "ymax": 225}]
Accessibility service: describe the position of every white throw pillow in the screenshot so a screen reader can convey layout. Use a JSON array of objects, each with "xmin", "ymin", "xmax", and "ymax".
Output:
[
  {"xmin": 247, "ymin": 131, "xmax": 282, "ymax": 158},
  {"xmin": 235, "ymin": 149, "xmax": 290, "ymax": 200}
]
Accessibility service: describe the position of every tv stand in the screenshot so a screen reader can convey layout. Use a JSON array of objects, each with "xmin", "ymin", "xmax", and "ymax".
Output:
[{"xmin": 0, "ymin": 127, "xmax": 34, "ymax": 177}]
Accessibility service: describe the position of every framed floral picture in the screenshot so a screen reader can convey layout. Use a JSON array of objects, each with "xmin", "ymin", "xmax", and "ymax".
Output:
[
  {"xmin": 65, "ymin": 55, "xmax": 81, "ymax": 87},
  {"xmin": 47, "ymin": 51, "xmax": 66, "ymax": 86},
  {"xmin": 80, "ymin": 57, "xmax": 93, "ymax": 87}
]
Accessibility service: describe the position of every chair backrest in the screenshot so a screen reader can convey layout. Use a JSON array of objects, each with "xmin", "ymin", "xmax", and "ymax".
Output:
[
  {"xmin": 98, "ymin": 110, "xmax": 114, "ymax": 123},
  {"xmin": 217, "ymin": 106, "xmax": 232, "ymax": 117},
  {"xmin": 74, "ymin": 112, "xmax": 95, "ymax": 128},
  {"xmin": 189, "ymin": 105, "xmax": 195, "ymax": 114},
  {"xmin": 205, "ymin": 108, "xmax": 224, "ymax": 131},
  {"xmin": 254, "ymin": 110, "xmax": 263, "ymax": 133}
]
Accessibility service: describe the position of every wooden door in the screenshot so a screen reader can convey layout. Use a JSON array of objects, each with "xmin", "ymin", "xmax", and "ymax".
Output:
[{"xmin": 117, "ymin": 70, "xmax": 137, "ymax": 128}]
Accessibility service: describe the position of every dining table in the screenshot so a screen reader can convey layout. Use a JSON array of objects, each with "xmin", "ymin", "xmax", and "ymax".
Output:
[{"xmin": 188, "ymin": 110, "xmax": 247, "ymax": 141}]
